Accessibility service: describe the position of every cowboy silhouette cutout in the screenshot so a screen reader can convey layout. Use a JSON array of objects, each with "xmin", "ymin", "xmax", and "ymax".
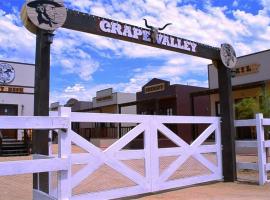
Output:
[{"xmin": 27, "ymin": 0, "xmax": 62, "ymax": 27}]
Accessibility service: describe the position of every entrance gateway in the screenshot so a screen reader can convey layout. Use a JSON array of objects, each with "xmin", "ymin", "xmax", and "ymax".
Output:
[{"xmin": 21, "ymin": 0, "xmax": 237, "ymax": 194}]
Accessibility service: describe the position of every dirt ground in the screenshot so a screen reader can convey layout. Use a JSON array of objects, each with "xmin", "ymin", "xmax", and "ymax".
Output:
[{"xmin": 0, "ymin": 145, "xmax": 270, "ymax": 200}]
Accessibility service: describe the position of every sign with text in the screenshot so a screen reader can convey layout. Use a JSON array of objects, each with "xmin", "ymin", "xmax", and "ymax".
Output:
[{"xmin": 99, "ymin": 19, "xmax": 197, "ymax": 53}]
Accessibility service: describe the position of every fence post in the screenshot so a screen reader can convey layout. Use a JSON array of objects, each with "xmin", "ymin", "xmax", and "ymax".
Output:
[
  {"xmin": 256, "ymin": 113, "xmax": 267, "ymax": 185},
  {"xmin": 58, "ymin": 107, "xmax": 72, "ymax": 199}
]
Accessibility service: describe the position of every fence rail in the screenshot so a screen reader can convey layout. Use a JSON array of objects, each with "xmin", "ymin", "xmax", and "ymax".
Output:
[
  {"xmin": 0, "ymin": 108, "xmax": 222, "ymax": 200},
  {"xmin": 235, "ymin": 113, "xmax": 270, "ymax": 185}
]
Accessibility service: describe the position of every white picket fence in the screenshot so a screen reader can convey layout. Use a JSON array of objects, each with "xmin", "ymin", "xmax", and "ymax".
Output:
[
  {"xmin": 0, "ymin": 107, "xmax": 222, "ymax": 200},
  {"xmin": 235, "ymin": 113, "xmax": 270, "ymax": 185}
]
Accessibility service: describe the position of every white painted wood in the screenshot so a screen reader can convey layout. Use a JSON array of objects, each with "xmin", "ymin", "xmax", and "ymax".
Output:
[
  {"xmin": 154, "ymin": 115, "xmax": 218, "ymax": 124},
  {"xmin": 262, "ymin": 119, "xmax": 270, "ymax": 125},
  {"xmin": 70, "ymin": 112, "xmax": 217, "ymax": 124},
  {"xmin": 197, "ymin": 145, "xmax": 218, "ymax": 153},
  {"xmin": 264, "ymin": 140, "xmax": 270, "ymax": 148},
  {"xmin": 49, "ymin": 111, "xmax": 58, "ymax": 116},
  {"xmin": 71, "ymin": 160, "xmax": 103, "ymax": 189},
  {"xmin": 266, "ymin": 163, "xmax": 270, "ymax": 171},
  {"xmin": 147, "ymin": 119, "xmax": 159, "ymax": 192},
  {"xmin": 0, "ymin": 116, "xmax": 68, "ymax": 129},
  {"xmin": 234, "ymin": 119, "xmax": 256, "ymax": 127},
  {"xmin": 156, "ymin": 122, "xmax": 188, "ymax": 147},
  {"xmin": 57, "ymin": 107, "xmax": 72, "ymax": 200},
  {"xmin": 158, "ymin": 147, "xmax": 183, "ymax": 157},
  {"xmin": 114, "ymin": 150, "xmax": 145, "ymax": 160},
  {"xmin": 33, "ymin": 189, "xmax": 56, "ymax": 200},
  {"xmin": 256, "ymin": 113, "xmax": 267, "ymax": 185},
  {"xmin": 192, "ymin": 153, "xmax": 218, "ymax": 173},
  {"xmin": 105, "ymin": 123, "xmax": 145, "ymax": 153},
  {"xmin": 0, "ymin": 112, "xmax": 223, "ymax": 200},
  {"xmin": 70, "ymin": 112, "xmax": 150, "ymax": 123},
  {"xmin": 191, "ymin": 123, "xmax": 216, "ymax": 147},
  {"xmin": 159, "ymin": 152, "xmax": 191, "ymax": 182},
  {"xmin": 236, "ymin": 162, "xmax": 259, "ymax": 171},
  {"xmin": 215, "ymin": 119, "xmax": 223, "ymax": 178},
  {"xmin": 72, "ymin": 185, "xmax": 147, "ymax": 200},
  {"xmin": 0, "ymin": 158, "xmax": 68, "ymax": 176},
  {"xmin": 235, "ymin": 140, "xmax": 257, "ymax": 148},
  {"xmin": 159, "ymin": 174, "xmax": 221, "ymax": 191}
]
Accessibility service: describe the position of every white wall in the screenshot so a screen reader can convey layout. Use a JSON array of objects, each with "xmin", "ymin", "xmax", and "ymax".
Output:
[{"xmin": 209, "ymin": 50, "xmax": 270, "ymax": 89}]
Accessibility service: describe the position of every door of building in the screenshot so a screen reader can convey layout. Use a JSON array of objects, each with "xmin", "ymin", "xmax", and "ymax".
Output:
[{"xmin": 0, "ymin": 104, "xmax": 18, "ymax": 139}]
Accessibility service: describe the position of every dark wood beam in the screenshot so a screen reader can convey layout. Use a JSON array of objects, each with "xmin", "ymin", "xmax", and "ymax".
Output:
[
  {"xmin": 217, "ymin": 60, "xmax": 237, "ymax": 181},
  {"xmin": 63, "ymin": 10, "xmax": 220, "ymax": 60}
]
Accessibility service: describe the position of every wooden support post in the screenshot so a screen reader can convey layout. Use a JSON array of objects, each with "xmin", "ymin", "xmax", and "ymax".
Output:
[
  {"xmin": 33, "ymin": 29, "xmax": 53, "ymax": 193},
  {"xmin": 217, "ymin": 60, "xmax": 237, "ymax": 181}
]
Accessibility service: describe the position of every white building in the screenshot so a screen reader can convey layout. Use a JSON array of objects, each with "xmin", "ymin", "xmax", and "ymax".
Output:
[{"xmin": 0, "ymin": 60, "xmax": 35, "ymax": 140}]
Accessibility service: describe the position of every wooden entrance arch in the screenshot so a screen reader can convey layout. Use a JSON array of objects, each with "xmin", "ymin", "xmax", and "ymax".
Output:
[{"xmin": 21, "ymin": 0, "xmax": 237, "ymax": 192}]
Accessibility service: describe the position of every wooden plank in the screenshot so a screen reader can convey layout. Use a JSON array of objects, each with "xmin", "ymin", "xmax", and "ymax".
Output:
[
  {"xmin": 156, "ymin": 123, "xmax": 188, "ymax": 147},
  {"xmin": 33, "ymin": 189, "xmax": 56, "ymax": 200},
  {"xmin": 64, "ymin": 10, "xmax": 220, "ymax": 60},
  {"xmin": 71, "ymin": 160, "xmax": 103, "ymax": 189},
  {"xmin": 72, "ymin": 185, "xmax": 147, "ymax": 200},
  {"xmin": 264, "ymin": 140, "xmax": 270, "ymax": 148},
  {"xmin": 266, "ymin": 163, "xmax": 270, "ymax": 171},
  {"xmin": 0, "ymin": 116, "xmax": 68, "ymax": 129},
  {"xmin": 236, "ymin": 162, "xmax": 258, "ymax": 171},
  {"xmin": 70, "ymin": 112, "xmax": 219, "ymax": 124},
  {"xmin": 159, "ymin": 147, "xmax": 183, "ymax": 157},
  {"xmin": 191, "ymin": 124, "xmax": 216, "ymax": 147},
  {"xmin": 154, "ymin": 115, "xmax": 218, "ymax": 124},
  {"xmin": 234, "ymin": 119, "xmax": 256, "ymax": 127},
  {"xmin": 114, "ymin": 150, "xmax": 145, "ymax": 160},
  {"xmin": 159, "ymin": 174, "xmax": 221, "ymax": 191},
  {"xmin": 192, "ymin": 153, "xmax": 218, "ymax": 173},
  {"xmin": 235, "ymin": 140, "xmax": 257, "ymax": 148},
  {"xmin": 105, "ymin": 123, "xmax": 145, "ymax": 153},
  {"xmin": 197, "ymin": 145, "xmax": 218, "ymax": 153},
  {"xmin": 159, "ymin": 152, "xmax": 191, "ymax": 182},
  {"xmin": 57, "ymin": 107, "xmax": 72, "ymax": 199},
  {"xmin": 0, "ymin": 158, "xmax": 68, "ymax": 176},
  {"xmin": 70, "ymin": 112, "xmax": 149, "ymax": 123},
  {"xmin": 262, "ymin": 119, "xmax": 270, "ymax": 126},
  {"xmin": 256, "ymin": 114, "xmax": 267, "ymax": 185}
]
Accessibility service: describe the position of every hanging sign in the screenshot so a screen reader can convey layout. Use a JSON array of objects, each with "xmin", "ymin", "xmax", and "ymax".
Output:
[
  {"xmin": 220, "ymin": 43, "xmax": 237, "ymax": 69},
  {"xmin": 21, "ymin": 0, "xmax": 67, "ymax": 33},
  {"xmin": 0, "ymin": 63, "xmax": 15, "ymax": 84}
]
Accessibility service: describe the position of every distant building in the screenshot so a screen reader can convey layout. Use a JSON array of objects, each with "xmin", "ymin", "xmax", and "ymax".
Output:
[
  {"xmin": 63, "ymin": 88, "xmax": 136, "ymax": 147},
  {"xmin": 120, "ymin": 78, "xmax": 210, "ymax": 145},
  {"xmin": 0, "ymin": 60, "xmax": 34, "ymax": 140},
  {"xmin": 195, "ymin": 49, "xmax": 270, "ymax": 139}
]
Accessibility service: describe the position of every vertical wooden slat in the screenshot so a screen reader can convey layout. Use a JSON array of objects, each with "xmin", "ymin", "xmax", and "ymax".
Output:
[
  {"xmin": 256, "ymin": 113, "xmax": 267, "ymax": 185},
  {"xmin": 58, "ymin": 107, "xmax": 72, "ymax": 200}
]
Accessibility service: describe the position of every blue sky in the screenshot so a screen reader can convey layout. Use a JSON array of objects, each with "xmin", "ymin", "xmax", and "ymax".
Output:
[{"xmin": 0, "ymin": 0, "xmax": 269, "ymax": 103}]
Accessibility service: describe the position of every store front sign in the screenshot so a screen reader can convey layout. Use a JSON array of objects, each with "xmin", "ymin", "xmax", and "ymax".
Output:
[
  {"xmin": 0, "ymin": 86, "xmax": 24, "ymax": 93},
  {"xmin": 234, "ymin": 64, "xmax": 260, "ymax": 77},
  {"xmin": 145, "ymin": 83, "xmax": 165, "ymax": 94},
  {"xmin": 99, "ymin": 19, "xmax": 198, "ymax": 53}
]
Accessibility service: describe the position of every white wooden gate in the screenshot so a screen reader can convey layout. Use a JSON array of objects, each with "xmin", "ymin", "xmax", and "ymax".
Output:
[
  {"xmin": 0, "ymin": 107, "xmax": 222, "ymax": 200},
  {"xmin": 48, "ymin": 108, "xmax": 222, "ymax": 199}
]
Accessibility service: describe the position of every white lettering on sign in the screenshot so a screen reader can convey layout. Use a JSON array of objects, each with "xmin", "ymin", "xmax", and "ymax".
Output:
[{"xmin": 99, "ymin": 19, "xmax": 198, "ymax": 53}]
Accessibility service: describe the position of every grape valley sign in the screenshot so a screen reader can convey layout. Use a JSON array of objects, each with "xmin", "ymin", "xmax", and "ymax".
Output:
[{"xmin": 99, "ymin": 19, "xmax": 198, "ymax": 53}]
